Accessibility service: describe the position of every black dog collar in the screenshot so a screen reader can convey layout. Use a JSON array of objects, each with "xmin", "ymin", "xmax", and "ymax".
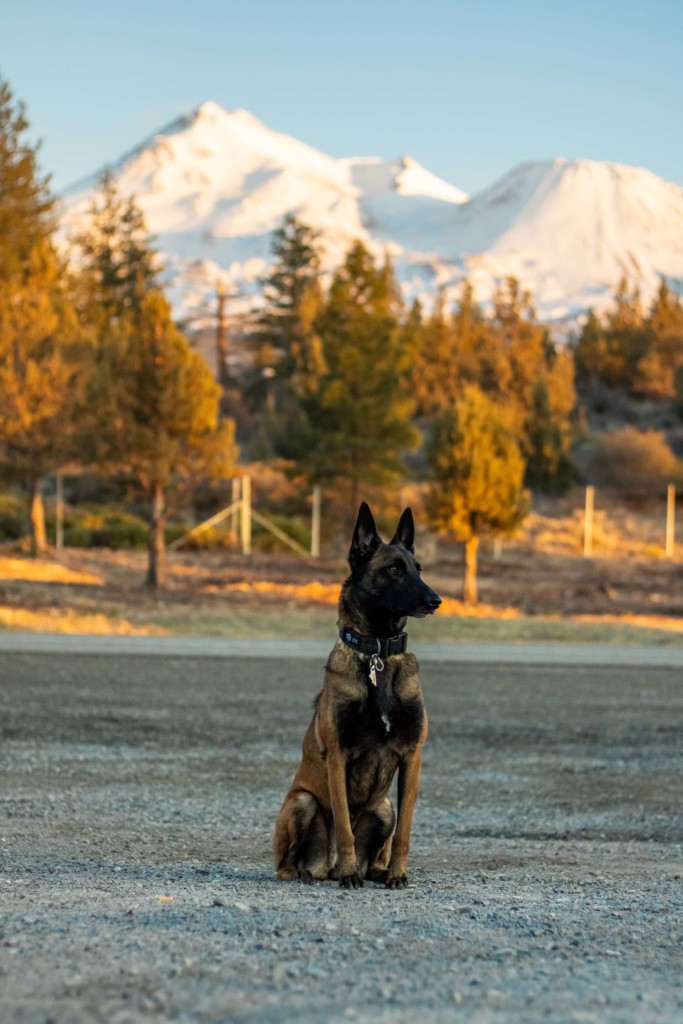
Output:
[{"xmin": 339, "ymin": 627, "xmax": 408, "ymax": 658}]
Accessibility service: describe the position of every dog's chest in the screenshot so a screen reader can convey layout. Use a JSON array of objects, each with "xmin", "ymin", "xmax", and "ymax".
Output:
[{"xmin": 335, "ymin": 677, "xmax": 424, "ymax": 753}]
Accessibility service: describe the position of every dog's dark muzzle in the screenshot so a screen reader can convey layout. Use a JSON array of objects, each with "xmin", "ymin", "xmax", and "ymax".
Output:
[
  {"xmin": 422, "ymin": 588, "xmax": 442, "ymax": 614},
  {"xmin": 407, "ymin": 584, "xmax": 442, "ymax": 618}
]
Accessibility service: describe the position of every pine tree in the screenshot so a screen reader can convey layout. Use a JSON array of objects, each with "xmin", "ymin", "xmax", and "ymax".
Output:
[
  {"xmin": 451, "ymin": 280, "xmax": 491, "ymax": 390},
  {"xmin": 74, "ymin": 175, "xmax": 236, "ymax": 587},
  {"xmin": 411, "ymin": 295, "xmax": 457, "ymax": 416},
  {"xmin": 575, "ymin": 278, "xmax": 648, "ymax": 390},
  {"xmin": 0, "ymin": 75, "xmax": 80, "ymax": 553},
  {"xmin": 524, "ymin": 379, "xmax": 576, "ymax": 492},
  {"xmin": 639, "ymin": 278, "xmax": 683, "ymax": 397},
  {"xmin": 305, "ymin": 242, "xmax": 417, "ymax": 517},
  {"xmin": 252, "ymin": 216, "xmax": 325, "ymax": 457},
  {"xmin": 410, "ymin": 281, "xmax": 490, "ymax": 418},
  {"xmin": 608, "ymin": 277, "xmax": 648, "ymax": 387},
  {"xmin": 573, "ymin": 309, "xmax": 607, "ymax": 383},
  {"xmin": 489, "ymin": 277, "xmax": 548, "ymax": 428},
  {"xmin": 427, "ymin": 386, "xmax": 528, "ymax": 604}
]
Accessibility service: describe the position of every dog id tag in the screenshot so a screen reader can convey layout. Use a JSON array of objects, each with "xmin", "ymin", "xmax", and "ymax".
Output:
[{"xmin": 369, "ymin": 653, "xmax": 384, "ymax": 687}]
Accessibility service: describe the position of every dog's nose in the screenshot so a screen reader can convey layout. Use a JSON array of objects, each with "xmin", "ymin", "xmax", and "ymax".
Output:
[{"xmin": 425, "ymin": 593, "xmax": 442, "ymax": 611}]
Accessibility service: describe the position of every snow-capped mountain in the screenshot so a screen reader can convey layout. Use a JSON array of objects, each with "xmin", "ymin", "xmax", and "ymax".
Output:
[
  {"xmin": 60, "ymin": 101, "xmax": 683, "ymax": 328},
  {"xmin": 449, "ymin": 158, "xmax": 683, "ymax": 321}
]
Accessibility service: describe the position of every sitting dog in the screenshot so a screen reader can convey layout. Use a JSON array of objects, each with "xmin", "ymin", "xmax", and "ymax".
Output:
[{"xmin": 274, "ymin": 501, "xmax": 441, "ymax": 889}]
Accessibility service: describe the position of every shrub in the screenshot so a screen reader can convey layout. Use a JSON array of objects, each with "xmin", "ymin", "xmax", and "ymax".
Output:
[
  {"xmin": 0, "ymin": 492, "xmax": 26, "ymax": 540},
  {"xmin": 91, "ymin": 511, "xmax": 148, "ymax": 549},
  {"xmin": 586, "ymin": 427, "xmax": 683, "ymax": 494},
  {"xmin": 63, "ymin": 525, "xmax": 93, "ymax": 548},
  {"xmin": 60, "ymin": 506, "xmax": 149, "ymax": 549}
]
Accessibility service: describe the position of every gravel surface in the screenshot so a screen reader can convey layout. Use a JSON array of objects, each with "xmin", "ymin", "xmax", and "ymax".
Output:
[{"xmin": 1, "ymin": 643, "xmax": 682, "ymax": 1023}]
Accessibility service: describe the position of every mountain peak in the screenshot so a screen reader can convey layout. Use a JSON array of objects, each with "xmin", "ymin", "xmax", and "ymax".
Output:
[
  {"xmin": 60, "ymin": 105, "xmax": 683, "ymax": 327},
  {"xmin": 191, "ymin": 101, "xmax": 268, "ymax": 132},
  {"xmin": 193, "ymin": 100, "xmax": 228, "ymax": 121}
]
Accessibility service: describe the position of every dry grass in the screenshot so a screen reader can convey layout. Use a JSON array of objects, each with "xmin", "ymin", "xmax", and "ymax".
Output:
[
  {"xmin": 0, "ymin": 605, "xmax": 165, "ymax": 636},
  {"xmin": 0, "ymin": 557, "xmax": 102, "ymax": 586},
  {"xmin": 519, "ymin": 495, "xmax": 674, "ymax": 559}
]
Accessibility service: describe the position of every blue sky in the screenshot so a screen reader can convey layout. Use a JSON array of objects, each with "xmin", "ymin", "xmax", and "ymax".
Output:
[{"xmin": 2, "ymin": 0, "xmax": 682, "ymax": 194}]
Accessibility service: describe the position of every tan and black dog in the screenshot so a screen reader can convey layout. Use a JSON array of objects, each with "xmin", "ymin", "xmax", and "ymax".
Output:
[{"xmin": 274, "ymin": 501, "xmax": 441, "ymax": 889}]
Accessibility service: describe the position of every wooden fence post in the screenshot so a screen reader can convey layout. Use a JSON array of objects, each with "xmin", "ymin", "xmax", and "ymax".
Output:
[
  {"xmin": 240, "ymin": 475, "xmax": 252, "ymax": 556},
  {"xmin": 311, "ymin": 485, "xmax": 321, "ymax": 558},
  {"xmin": 665, "ymin": 484, "xmax": 676, "ymax": 559},
  {"xmin": 230, "ymin": 477, "xmax": 241, "ymax": 545},
  {"xmin": 55, "ymin": 473, "xmax": 64, "ymax": 550},
  {"xmin": 583, "ymin": 485, "xmax": 594, "ymax": 557}
]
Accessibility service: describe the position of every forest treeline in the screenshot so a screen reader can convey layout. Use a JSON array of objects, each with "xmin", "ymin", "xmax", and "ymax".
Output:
[{"xmin": 1, "ymin": 76, "xmax": 682, "ymax": 597}]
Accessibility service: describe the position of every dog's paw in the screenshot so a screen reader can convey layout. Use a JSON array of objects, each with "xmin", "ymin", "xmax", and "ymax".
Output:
[
  {"xmin": 385, "ymin": 873, "xmax": 408, "ymax": 890},
  {"xmin": 298, "ymin": 869, "xmax": 315, "ymax": 884},
  {"xmin": 339, "ymin": 870, "xmax": 364, "ymax": 890}
]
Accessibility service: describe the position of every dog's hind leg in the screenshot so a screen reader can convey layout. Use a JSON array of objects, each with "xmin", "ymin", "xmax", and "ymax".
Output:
[
  {"xmin": 353, "ymin": 797, "xmax": 396, "ymax": 882},
  {"xmin": 274, "ymin": 790, "xmax": 332, "ymax": 882}
]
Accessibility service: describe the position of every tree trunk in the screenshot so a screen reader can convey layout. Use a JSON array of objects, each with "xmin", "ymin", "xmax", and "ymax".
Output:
[
  {"xmin": 30, "ymin": 479, "xmax": 48, "ymax": 556},
  {"xmin": 216, "ymin": 286, "xmax": 229, "ymax": 385},
  {"xmin": 350, "ymin": 475, "xmax": 359, "ymax": 520},
  {"xmin": 146, "ymin": 483, "xmax": 166, "ymax": 588},
  {"xmin": 463, "ymin": 535, "xmax": 479, "ymax": 605}
]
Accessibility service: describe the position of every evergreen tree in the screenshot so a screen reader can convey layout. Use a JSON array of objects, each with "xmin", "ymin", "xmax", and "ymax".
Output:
[
  {"xmin": 573, "ymin": 309, "xmax": 608, "ymax": 384},
  {"xmin": 0, "ymin": 75, "xmax": 80, "ymax": 553},
  {"xmin": 451, "ymin": 280, "xmax": 491, "ymax": 390},
  {"xmin": 489, "ymin": 277, "xmax": 548, "ymax": 428},
  {"xmin": 74, "ymin": 175, "xmax": 236, "ymax": 587},
  {"xmin": 523, "ymin": 379, "xmax": 576, "ymax": 492},
  {"xmin": 399, "ymin": 297, "xmax": 424, "ymax": 399},
  {"xmin": 575, "ymin": 278, "xmax": 647, "ymax": 390},
  {"xmin": 639, "ymin": 278, "xmax": 683, "ymax": 397},
  {"xmin": 305, "ymin": 242, "xmax": 417, "ymax": 517},
  {"xmin": 411, "ymin": 281, "xmax": 490, "ymax": 418},
  {"xmin": 411, "ymin": 295, "xmax": 457, "ymax": 416},
  {"xmin": 254, "ymin": 215, "xmax": 325, "ymax": 457},
  {"xmin": 427, "ymin": 386, "xmax": 528, "ymax": 604}
]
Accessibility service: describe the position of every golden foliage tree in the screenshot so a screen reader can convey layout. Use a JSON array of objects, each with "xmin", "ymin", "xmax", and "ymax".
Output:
[
  {"xmin": 75, "ymin": 175, "xmax": 237, "ymax": 587},
  {"xmin": 0, "ymin": 75, "xmax": 80, "ymax": 553},
  {"xmin": 411, "ymin": 282, "xmax": 490, "ymax": 418},
  {"xmin": 427, "ymin": 385, "xmax": 528, "ymax": 604},
  {"xmin": 411, "ymin": 277, "xmax": 576, "ymax": 492}
]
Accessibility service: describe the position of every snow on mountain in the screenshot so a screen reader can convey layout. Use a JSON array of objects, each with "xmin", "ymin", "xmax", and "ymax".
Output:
[
  {"xmin": 61, "ymin": 101, "xmax": 367, "ymax": 319},
  {"xmin": 60, "ymin": 102, "xmax": 683, "ymax": 329},
  {"xmin": 450, "ymin": 158, "xmax": 683, "ymax": 320},
  {"xmin": 60, "ymin": 101, "xmax": 466, "ymax": 323}
]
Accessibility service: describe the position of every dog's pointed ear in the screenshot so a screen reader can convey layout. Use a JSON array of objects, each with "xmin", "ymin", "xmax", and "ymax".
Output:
[
  {"xmin": 349, "ymin": 501, "xmax": 382, "ymax": 566},
  {"xmin": 389, "ymin": 507, "xmax": 414, "ymax": 553}
]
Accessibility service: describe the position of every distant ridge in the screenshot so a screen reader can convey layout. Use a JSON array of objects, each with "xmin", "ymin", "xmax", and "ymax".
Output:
[{"xmin": 60, "ymin": 101, "xmax": 683, "ymax": 327}]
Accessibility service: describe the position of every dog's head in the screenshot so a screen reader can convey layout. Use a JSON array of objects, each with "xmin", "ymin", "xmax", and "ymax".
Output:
[{"xmin": 347, "ymin": 502, "xmax": 441, "ymax": 621}]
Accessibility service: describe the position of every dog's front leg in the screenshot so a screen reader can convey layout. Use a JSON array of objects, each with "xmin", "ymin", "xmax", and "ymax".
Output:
[
  {"xmin": 326, "ymin": 747, "xmax": 363, "ymax": 888},
  {"xmin": 386, "ymin": 750, "xmax": 422, "ymax": 889}
]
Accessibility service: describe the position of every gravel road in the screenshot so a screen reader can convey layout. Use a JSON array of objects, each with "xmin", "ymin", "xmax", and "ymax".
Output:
[{"xmin": 1, "ymin": 639, "xmax": 682, "ymax": 1023}]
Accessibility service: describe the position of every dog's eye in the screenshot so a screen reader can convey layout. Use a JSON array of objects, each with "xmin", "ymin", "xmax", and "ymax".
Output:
[
  {"xmin": 416, "ymin": 563, "xmax": 422, "ymax": 575},
  {"xmin": 389, "ymin": 564, "xmax": 402, "ymax": 576}
]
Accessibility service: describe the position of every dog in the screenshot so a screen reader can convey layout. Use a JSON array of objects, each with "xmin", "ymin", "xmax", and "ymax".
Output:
[{"xmin": 274, "ymin": 501, "xmax": 441, "ymax": 889}]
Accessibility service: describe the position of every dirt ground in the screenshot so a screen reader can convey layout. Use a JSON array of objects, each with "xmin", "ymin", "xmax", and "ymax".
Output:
[{"xmin": 1, "ymin": 642, "xmax": 681, "ymax": 1023}]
